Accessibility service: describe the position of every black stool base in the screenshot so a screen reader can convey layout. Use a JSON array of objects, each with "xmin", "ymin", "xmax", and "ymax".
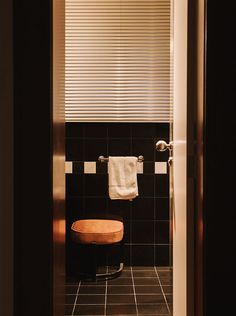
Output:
[
  {"xmin": 96, "ymin": 262, "xmax": 124, "ymax": 280},
  {"xmin": 76, "ymin": 263, "xmax": 124, "ymax": 282}
]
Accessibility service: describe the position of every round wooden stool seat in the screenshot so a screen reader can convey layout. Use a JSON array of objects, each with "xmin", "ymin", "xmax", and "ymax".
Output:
[{"xmin": 71, "ymin": 219, "xmax": 124, "ymax": 245}]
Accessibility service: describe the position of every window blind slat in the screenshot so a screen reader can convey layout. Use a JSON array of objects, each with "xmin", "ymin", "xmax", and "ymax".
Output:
[{"xmin": 65, "ymin": 0, "xmax": 172, "ymax": 122}]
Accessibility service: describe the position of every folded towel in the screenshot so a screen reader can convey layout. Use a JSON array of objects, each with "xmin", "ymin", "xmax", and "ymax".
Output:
[{"xmin": 108, "ymin": 156, "xmax": 139, "ymax": 200}]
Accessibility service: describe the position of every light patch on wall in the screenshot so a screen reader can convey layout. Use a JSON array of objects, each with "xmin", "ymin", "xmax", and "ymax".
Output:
[
  {"xmin": 84, "ymin": 162, "xmax": 96, "ymax": 174},
  {"xmin": 65, "ymin": 161, "xmax": 72, "ymax": 174},
  {"xmin": 137, "ymin": 162, "xmax": 144, "ymax": 174},
  {"xmin": 155, "ymin": 162, "xmax": 167, "ymax": 174}
]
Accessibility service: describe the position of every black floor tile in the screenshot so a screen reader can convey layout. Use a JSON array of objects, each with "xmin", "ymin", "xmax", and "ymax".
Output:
[
  {"xmin": 135, "ymin": 285, "xmax": 162, "ymax": 294},
  {"xmin": 77, "ymin": 294, "xmax": 105, "ymax": 305},
  {"xmin": 137, "ymin": 304, "xmax": 169, "ymax": 315},
  {"xmin": 74, "ymin": 304, "xmax": 105, "ymax": 315},
  {"xmin": 79, "ymin": 286, "xmax": 106, "ymax": 295},
  {"xmin": 157, "ymin": 270, "xmax": 172, "ymax": 275},
  {"xmin": 66, "ymin": 276, "xmax": 80, "ymax": 284},
  {"xmin": 106, "ymin": 304, "xmax": 137, "ymax": 315},
  {"xmin": 119, "ymin": 270, "xmax": 132, "ymax": 278},
  {"xmin": 107, "ymin": 294, "xmax": 135, "ymax": 304},
  {"xmin": 108, "ymin": 277, "xmax": 133, "ymax": 285},
  {"xmin": 120, "ymin": 266, "xmax": 131, "ymax": 271},
  {"xmin": 132, "ymin": 246, "xmax": 154, "ymax": 266},
  {"xmin": 159, "ymin": 276, "xmax": 172, "ymax": 285},
  {"xmin": 136, "ymin": 294, "xmax": 165, "ymax": 304},
  {"xmin": 165, "ymin": 294, "xmax": 173, "ymax": 303},
  {"xmin": 156, "ymin": 266, "xmax": 172, "ymax": 272},
  {"xmin": 158, "ymin": 271, "xmax": 173, "ymax": 285},
  {"xmin": 65, "ymin": 304, "xmax": 74, "ymax": 315},
  {"xmin": 132, "ymin": 266, "xmax": 155, "ymax": 271},
  {"xmin": 107, "ymin": 285, "xmax": 134, "ymax": 294},
  {"xmin": 66, "ymin": 285, "xmax": 78, "ymax": 295},
  {"xmin": 65, "ymin": 295, "xmax": 76, "ymax": 305},
  {"xmin": 132, "ymin": 270, "xmax": 157, "ymax": 278},
  {"xmin": 134, "ymin": 277, "xmax": 159, "ymax": 286},
  {"xmin": 80, "ymin": 280, "xmax": 106, "ymax": 286},
  {"xmin": 65, "ymin": 266, "xmax": 173, "ymax": 316},
  {"xmin": 162, "ymin": 285, "xmax": 172, "ymax": 294}
]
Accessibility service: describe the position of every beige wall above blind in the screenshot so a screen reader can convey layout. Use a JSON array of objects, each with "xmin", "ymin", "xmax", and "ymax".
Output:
[{"xmin": 65, "ymin": 0, "xmax": 172, "ymax": 122}]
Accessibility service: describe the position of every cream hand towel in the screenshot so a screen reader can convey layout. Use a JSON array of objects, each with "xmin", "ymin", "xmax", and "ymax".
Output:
[{"xmin": 108, "ymin": 156, "xmax": 139, "ymax": 200}]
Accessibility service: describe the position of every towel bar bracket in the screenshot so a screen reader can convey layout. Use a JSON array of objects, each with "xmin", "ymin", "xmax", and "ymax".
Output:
[{"xmin": 98, "ymin": 155, "xmax": 144, "ymax": 163}]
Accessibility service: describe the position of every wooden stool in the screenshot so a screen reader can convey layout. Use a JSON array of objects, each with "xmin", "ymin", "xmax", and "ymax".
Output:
[{"xmin": 71, "ymin": 219, "xmax": 124, "ymax": 280}]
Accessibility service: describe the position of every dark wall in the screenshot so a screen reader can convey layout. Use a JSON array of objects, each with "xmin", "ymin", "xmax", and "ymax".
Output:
[
  {"xmin": 13, "ymin": 1, "xmax": 53, "ymax": 316},
  {"xmin": 0, "ymin": 1, "xmax": 13, "ymax": 315},
  {"xmin": 204, "ymin": 1, "xmax": 236, "ymax": 315},
  {"xmin": 65, "ymin": 122, "xmax": 170, "ymax": 273}
]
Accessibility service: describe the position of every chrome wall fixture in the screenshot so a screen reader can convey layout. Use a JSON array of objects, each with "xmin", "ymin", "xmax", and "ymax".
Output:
[
  {"xmin": 98, "ymin": 155, "xmax": 144, "ymax": 163},
  {"xmin": 156, "ymin": 140, "xmax": 173, "ymax": 166},
  {"xmin": 156, "ymin": 140, "xmax": 173, "ymax": 152}
]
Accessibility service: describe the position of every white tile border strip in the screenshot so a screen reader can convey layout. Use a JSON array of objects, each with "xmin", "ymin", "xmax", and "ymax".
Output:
[
  {"xmin": 137, "ymin": 162, "xmax": 143, "ymax": 174},
  {"xmin": 155, "ymin": 162, "xmax": 167, "ymax": 174},
  {"xmin": 65, "ymin": 161, "xmax": 168, "ymax": 175},
  {"xmin": 84, "ymin": 161, "xmax": 96, "ymax": 174},
  {"xmin": 65, "ymin": 161, "xmax": 72, "ymax": 174}
]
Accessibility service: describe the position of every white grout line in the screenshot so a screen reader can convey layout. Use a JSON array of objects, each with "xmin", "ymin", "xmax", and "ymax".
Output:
[
  {"xmin": 75, "ymin": 302, "xmax": 171, "ymax": 306},
  {"xmin": 130, "ymin": 266, "xmax": 139, "ymax": 316},
  {"xmin": 67, "ymin": 315, "xmax": 170, "ymax": 316},
  {"xmin": 104, "ymin": 266, "xmax": 108, "ymax": 316},
  {"xmin": 154, "ymin": 266, "xmax": 171, "ymax": 314},
  {"xmin": 71, "ymin": 281, "xmax": 81, "ymax": 316},
  {"xmin": 125, "ymin": 243, "xmax": 170, "ymax": 246},
  {"xmin": 72, "ymin": 293, "xmax": 167, "ymax": 296},
  {"xmin": 76, "ymin": 284, "xmax": 171, "ymax": 288},
  {"xmin": 80, "ymin": 276, "xmax": 164, "ymax": 279}
]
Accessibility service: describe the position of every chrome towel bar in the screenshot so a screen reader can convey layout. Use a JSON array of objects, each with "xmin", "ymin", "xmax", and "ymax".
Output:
[{"xmin": 98, "ymin": 155, "xmax": 144, "ymax": 163}]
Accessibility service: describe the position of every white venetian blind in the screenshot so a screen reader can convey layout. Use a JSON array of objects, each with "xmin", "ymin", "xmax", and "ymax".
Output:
[{"xmin": 65, "ymin": 0, "xmax": 171, "ymax": 122}]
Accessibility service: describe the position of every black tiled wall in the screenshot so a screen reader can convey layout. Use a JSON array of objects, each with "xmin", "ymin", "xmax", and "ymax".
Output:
[{"xmin": 66, "ymin": 123, "xmax": 170, "ymax": 274}]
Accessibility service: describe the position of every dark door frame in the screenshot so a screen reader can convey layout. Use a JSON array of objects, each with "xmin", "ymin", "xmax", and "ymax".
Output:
[{"xmin": 1, "ymin": 0, "xmax": 236, "ymax": 315}]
